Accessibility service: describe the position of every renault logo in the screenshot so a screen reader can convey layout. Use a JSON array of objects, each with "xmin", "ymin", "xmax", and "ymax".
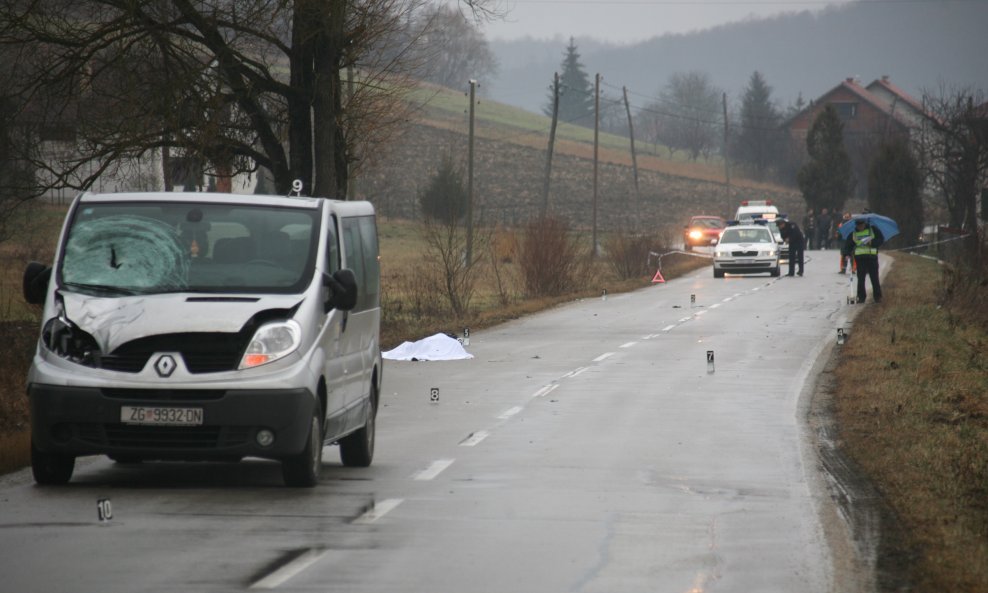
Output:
[{"xmin": 154, "ymin": 355, "xmax": 177, "ymax": 378}]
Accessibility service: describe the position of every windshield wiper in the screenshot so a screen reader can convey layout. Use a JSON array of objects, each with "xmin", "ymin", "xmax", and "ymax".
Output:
[{"xmin": 62, "ymin": 282, "xmax": 140, "ymax": 297}]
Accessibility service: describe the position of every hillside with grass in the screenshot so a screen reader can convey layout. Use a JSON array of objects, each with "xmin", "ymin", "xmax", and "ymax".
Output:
[{"xmin": 357, "ymin": 83, "xmax": 803, "ymax": 236}]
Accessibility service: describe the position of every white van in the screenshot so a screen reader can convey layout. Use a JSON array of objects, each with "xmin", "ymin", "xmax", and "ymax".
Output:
[
  {"xmin": 734, "ymin": 199, "xmax": 779, "ymax": 222},
  {"xmin": 734, "ymin": 199, "xmax": 788, "ymax": 261},
  {"xmin": 22, "ymin": 191, "xmax": 382, "ymax": 487}
]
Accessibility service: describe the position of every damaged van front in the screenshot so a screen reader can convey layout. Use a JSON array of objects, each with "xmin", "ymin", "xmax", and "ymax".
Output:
[{"xmin": 23, "ymin": 191, "xmax": 382, "ymax": 487}]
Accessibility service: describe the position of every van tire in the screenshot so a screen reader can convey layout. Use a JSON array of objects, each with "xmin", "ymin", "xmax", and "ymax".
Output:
[
  {"xmin": 282, "ymin": 405, "xmax": 323, "ymax": 487},
  {"xmin": 713, "ymin": 268, "xmax": 724, "ymax": 278},
  {"xmin": 31, "ymin": 442, "xmax": 74, "ymax": 485},
  {"xmin": 340, "ymin": 382, "xmax": 377, "ymax": 468},
  {"xmin": 770, "ymin": 266, "xmax": 781, "ymax": 277}
]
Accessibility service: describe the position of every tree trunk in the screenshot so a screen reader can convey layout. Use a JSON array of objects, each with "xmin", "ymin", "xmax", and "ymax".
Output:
[
  {"xmin": 288, "ymin": 1, "xmax": 316, "ymax": 195},
  {"xmin": 311, "ymin": 0, "xmax": 348, "ymax": 199}
]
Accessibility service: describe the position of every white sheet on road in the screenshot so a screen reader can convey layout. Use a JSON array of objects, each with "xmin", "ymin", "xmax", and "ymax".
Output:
[{"xmin": 382, "ymin": 332, "xmax": 474, "ymax": 361}]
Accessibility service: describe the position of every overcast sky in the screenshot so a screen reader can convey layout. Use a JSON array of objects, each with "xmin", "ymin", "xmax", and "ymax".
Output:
[{"xmin": 478, "ymin": 0, "xmax": 855, "ymax": 43}]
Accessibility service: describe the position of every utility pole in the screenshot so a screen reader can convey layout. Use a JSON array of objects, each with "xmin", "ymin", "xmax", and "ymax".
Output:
[
  {"xmin": 466, "ymin": 79, "xmax": 476, "ymax": 264},
  {"xmin": 346, "ymin": 66, "xmax": 357, "ymax": 201},
  {"xmin": 592, "ymin": 72, "xmax": 600, "ymax": 257},
  {"xmin": 722, "ymin": 92, "xmax": 731, "ymax": 215},
  {"xmin": 623, "ymin": 86, "xmax": 641, "ymax": 228},
  {"xmin": 542, "ymin": 72, "xmax": 560, "ymax": 218}
]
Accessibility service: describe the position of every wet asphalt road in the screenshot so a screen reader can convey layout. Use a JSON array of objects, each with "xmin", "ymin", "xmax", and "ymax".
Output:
[{"xmin": 0, "ymin": 253, "xmax": 876, "ymax": 593}]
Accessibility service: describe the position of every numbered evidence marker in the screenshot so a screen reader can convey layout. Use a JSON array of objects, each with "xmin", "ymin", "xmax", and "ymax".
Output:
[
  {"xmin": 463, "ymin": 328, "xmax": 470, "ymax": 346},
  {"xmin": 430, "ymin": 388, "xmax": 439, "ymax": 404},
  {"xmin": 706, "ymin": 350, "xmax": 715, "ymax": 374},
  {"xmin": 602, "ymin": 289, "xmax": 608, "ymax": 301},
  {"xmin": 837, "ymin": 328, "xmax": 846, "ymax": 345},
  {"xmin": 97, "ymin": 499, "xmax": 113, "ymax": 522},
  {"xmin": 691, "ymin": 294, "xmax": 696, "ymax": 306}
]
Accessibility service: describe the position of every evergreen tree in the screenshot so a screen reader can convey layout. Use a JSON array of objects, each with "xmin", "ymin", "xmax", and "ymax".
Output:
[
  {"xmin": 419, "ymin": 155, "xmax": 468, "ymax": 224},
  {"xmin": 797, "ymin": 105, "xmax": 854, "ymax": 213},
  {"xmin": 867, "ymin": 139, "xmax": 923, "ymax": 248},
  {"xmin": 786, "ymin": 92, "xmax": 806, "ymax": 119},
  {"xmin": 734, "ymin": 71, "xmax": 782, "ymax": 179},
  {"xmin": 544, "ymin": 38, "xmax": 594, "ymax": 126}
]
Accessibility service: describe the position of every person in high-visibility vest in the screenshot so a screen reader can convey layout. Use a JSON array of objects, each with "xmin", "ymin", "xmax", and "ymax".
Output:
[{"xmin": 844, "ymin": 218, "xmax": 885, "ymax": 303}]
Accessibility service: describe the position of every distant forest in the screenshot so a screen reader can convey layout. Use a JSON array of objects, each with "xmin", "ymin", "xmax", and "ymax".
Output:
[{"xmin": 486, "ymin": 1, "xmax": 988, "ymax": 115}]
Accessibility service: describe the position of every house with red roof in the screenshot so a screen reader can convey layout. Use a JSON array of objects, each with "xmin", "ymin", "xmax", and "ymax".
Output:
[{"xmin": 786, "ymin": 76, "xmax": 934, "ymax": 197}]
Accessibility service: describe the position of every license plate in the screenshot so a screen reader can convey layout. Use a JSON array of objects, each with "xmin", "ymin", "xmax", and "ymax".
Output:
[
  {"xmin": 121, "ymin": 406, "xmax": 204, "ymax": 426},
  {"xmin": 735, "ymin": 259, "xmax": 754, "ymax": 264}
]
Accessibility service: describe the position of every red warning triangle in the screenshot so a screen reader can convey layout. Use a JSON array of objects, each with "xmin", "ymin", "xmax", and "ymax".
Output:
[{"xmin": 651, "ymin": 269, "xmax": 665, "ymax": 283}]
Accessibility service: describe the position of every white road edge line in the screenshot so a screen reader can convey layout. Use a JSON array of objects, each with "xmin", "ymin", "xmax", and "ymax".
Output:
[
  {"xmin": 710, "ymin": 303, "xmax": 721, "ymax": 309},
  {"xmin": 249, "ymin": 549, "xmax": 328, "ymax": 590},
  {"xmin": 593, "ymin": 352, "xmax": 615, "ymax": 362},
  {"xmin": 619, "ymin": 341, "xmax": 637, "ymax": 349},
  {"xmin": 662, "ymin": 324, "xmax": 676, "ymax": 332},
  {"xmin": 352, "ymin": 498, "xmax": 404, "ymax": 525},
  {"xmin": 569, "ymin": 366, "xmax": 589, "ymax": 377},
  {"xmin": 459, "ymin": 430, "xmax": 490, "ymax": 447},
  {"xmin": 414, "ymin": 458, "xmax": 455, "ymax": 481}
]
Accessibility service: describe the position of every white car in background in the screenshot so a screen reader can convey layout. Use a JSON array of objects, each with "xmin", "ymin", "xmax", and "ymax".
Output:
[{"xmin": 712, "ymin": 223, "xmax": 781, "ymax": 278}]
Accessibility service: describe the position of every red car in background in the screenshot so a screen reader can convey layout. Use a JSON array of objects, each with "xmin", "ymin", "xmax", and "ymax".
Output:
[{"xmin": 683, "ymin": 215, "xmax": 726, "ymax": 249}]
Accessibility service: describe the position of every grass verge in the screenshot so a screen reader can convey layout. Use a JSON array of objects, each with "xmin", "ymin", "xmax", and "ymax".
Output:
[{"xmin": 833, "ymin": 253, "xmax": 988, "ymax": 591}]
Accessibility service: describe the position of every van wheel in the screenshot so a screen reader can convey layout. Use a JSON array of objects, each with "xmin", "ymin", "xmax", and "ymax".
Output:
[
  {"xmin": 340, "ymin": 382, "xmax": 377, "ymax": 468},
  {"xmin": 770, "ymin": 266, "xmax": 781, "ymax": 277},
  {"xmin": 31, "ymin": 442, "xmax": 75, "ymax": 485},
  {"xmin": 282, "ymin": 405, "xmax": 323, "ymax": 488},
  {"xmin": 713, "ymin": 268, "xmax": 724, "ymax": 278}
]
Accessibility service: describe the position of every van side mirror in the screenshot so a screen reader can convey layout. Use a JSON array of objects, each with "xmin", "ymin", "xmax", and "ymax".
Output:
[
  {"xmin": 323, "ymin": 269, "xmax": 358, "ymax": 312},
  {"xmin": 23, "ymin": 262, "xmax": 52, "ymax": 305}
]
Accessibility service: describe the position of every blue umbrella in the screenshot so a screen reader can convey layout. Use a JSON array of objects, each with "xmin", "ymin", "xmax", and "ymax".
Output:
[{"xmin": 837, "ymin": 213, "xmax": 900, "ymax": 241}]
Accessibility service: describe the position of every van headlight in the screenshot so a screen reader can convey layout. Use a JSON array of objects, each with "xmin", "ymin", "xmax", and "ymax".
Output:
[{"xmin": 240, "ymin": 320, "xmax": 302, "ymax": 369}]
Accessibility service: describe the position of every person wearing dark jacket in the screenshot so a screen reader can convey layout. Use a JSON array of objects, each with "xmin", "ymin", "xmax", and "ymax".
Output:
[
  {"xmin": 777, "ymin": 219, "xmax": 805, "ymax": 276},
  {"xmin": 845, "ymin": 218, "xmax": 885, "ymax": 303}
]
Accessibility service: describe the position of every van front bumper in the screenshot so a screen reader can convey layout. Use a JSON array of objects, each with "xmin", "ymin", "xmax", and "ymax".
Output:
[{"xmin": 28, "ymin": 384, "xmax": 316, "ymax": 461}]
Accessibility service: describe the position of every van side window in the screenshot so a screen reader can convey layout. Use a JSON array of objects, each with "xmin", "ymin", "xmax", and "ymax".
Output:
[
  {"xmin": 341, "ymin": 218, "xmax": 367, "ymax": 311},
  {"xmin": 341, "ymin": 215, "xmax": 378, "ymax": 312},
  {"xmin": 358, "ymin": 216, "xmax": 379, "ymax": 307},
  {"xmin": 326, "ymin": 216, "xmax": 341, "ymax": 274}
]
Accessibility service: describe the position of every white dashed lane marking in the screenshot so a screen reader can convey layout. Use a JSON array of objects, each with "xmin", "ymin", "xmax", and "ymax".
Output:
[
  {"xmin": 459, "ymin": 431, "xmax": 490, "ymax": 447},
  {"xmin": 352, "ymin": 498, "xmax": 404, "ymax": 524},
  {"xmin": 498, "ymin": 406, "xmax": 524, "ymax": 420},
  {"xmin": 532, "ymin": 384, "xmax": 559, "ymax": 398},
  {"xmin": 414, "ymin": 459, "xmax": 455, "ymax": 481},
  {"xmin": 249, "ymin": 549, "xmax": 328, "ymax": 589}
]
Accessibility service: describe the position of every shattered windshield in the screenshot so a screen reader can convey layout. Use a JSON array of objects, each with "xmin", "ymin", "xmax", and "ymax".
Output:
[{"xmin": 60, "ymin": 201, "xmax": 319, "ymax": 295}]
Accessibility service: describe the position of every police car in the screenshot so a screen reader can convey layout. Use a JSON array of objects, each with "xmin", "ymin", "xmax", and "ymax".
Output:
[{"xmin": 712, "ymin": 220, "xmax": 781, "ymax": 278}]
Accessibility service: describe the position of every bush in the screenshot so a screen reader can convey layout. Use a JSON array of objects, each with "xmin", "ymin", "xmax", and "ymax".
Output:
[
  {"xmin": 518, "ymin": 216, "xmax": 587, "ymax": 297},
  {"xmin": 604, "ymin": 232, "xmax": 661, "ymax": 280}
]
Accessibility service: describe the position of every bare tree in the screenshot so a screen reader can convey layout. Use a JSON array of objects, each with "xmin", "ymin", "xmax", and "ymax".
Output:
[
  {"xmin": 0, "ymin": 0, "xmax": 498, "ymax": 204},
  {"xmin": 407, "ymin": 4, "xmax": 497, "ymax": 90},
  {"xmin": 918, "ymin": 85, "xmax": 988, "ymax": 241},
  {"xmin": 643, "ymin": 71, "xmax": 722, "ymax": 161}
]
